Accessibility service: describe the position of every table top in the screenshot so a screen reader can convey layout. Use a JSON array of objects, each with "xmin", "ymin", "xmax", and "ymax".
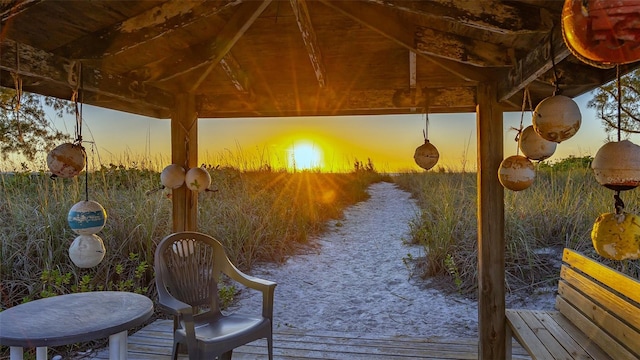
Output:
[{"xmin": 0, "ymin": 291, "xmax": 154, "ymax": 347}]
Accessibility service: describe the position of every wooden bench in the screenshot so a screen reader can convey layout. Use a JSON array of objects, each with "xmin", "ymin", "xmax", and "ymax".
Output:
[{"xmin": 506, "ymin": 248, "xmax": 640, "ymax": 360}]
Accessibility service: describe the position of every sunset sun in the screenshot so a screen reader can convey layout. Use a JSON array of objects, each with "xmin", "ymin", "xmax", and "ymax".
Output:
[{"xmin": 288, "ymin": 142, "xmax": 323, "ymax": 170}]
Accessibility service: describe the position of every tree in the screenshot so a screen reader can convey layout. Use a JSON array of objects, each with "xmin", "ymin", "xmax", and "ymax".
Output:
[
  {"xmin": 587, "ymin": 68, "xmax": 640, "ymax": 137},
  {"xmin": 0, "ymin": 88, "xmax": 72, "ymax": 162}
]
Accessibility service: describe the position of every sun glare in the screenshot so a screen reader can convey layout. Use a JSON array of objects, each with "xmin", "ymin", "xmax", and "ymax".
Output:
[{"xmin": 289, "ymin": 142, "xmax": 323, "ymax": 170}]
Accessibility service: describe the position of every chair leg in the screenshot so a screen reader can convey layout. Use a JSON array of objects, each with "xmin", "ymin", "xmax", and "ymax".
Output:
[
  {"xmin": 268, "ymin": 335, "xmax": 274, "ymax": 360},
  {"xmin": 220, "ymin": 350, "xmax": 233, "ymax": 360},
  {"xmin": 171, "ymin": 341, "xmax": 179, "ymax": 360}
]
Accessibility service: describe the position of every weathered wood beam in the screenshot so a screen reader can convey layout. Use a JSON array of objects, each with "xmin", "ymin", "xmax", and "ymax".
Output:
[
  {"xmin": 55, "ymin": 1, "xmax": 241, "ymax": 59},
  {"xmin": 290, "ymin": 0, "xmax": 327, "ymax": 88},
  {"xmin": 197, "ymin": 86, "xmax": 477, "ymax": 117},
  {"xmin": 415, "ymin": 26, "xmax": 511, "ymax": 68},
  {"xmin": 318, "ymin": 0, "xmax": 485, "ymax": 82},
  {"xmin": 136, "ymin": 0, "xmax": 271, "ymax": 93},
  {"xmin": 476, "ymin": 82, "xmax": 505, "ymax": 360},
  {"xmin": 365, "ymin": 0, "xmax": 553, "ymax": 34},
  {"xmin": 171, "ymin": 94, "xmax": 199, "ymax": 232},
  {"xmin": 219, "ymin": 54, "xmax": 253, "ymax": 95},
  {"xmin": 0, "ymin": 39, "xmax": 173, "ymax": 116},
  {"xmin": 0, "ymin": 0, "xmax": 42, "ymax": 20},
  {"xmin": 497, "ymin": 25, "xmax": 570, "ymax": 103}
]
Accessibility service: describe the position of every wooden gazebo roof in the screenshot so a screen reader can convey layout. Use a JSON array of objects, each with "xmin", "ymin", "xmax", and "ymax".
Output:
[
  {"xmin": 0, "ymin": 0, "xmax": 630, "ymax": 119},
  {"xmin": 2, "ymin": 1, "xmax": 638, "ymax": 360}
]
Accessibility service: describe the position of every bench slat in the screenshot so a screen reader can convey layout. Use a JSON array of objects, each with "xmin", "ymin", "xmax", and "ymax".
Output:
[
  {"xmin": 547, "ymin": 312, "xmax": 613, "ymax": 360},
  {"xmin": 560, "ymin": 265, "xmax": 640, "ymax": 331},
  {"xmin": 560, "ymin": 266, "xmax": 640, "ymax": 355},
  {"xmin": 563, "ymin": 248, "xmax": 640, "ymax": 305},
  {"xmin": 530, "ymin": 310, "xmax": 600, "ymax": 359},
  {"xmin": 558, "ymin": 267, "xmax": 640, "ymax": 354},
  {"xmin": 506, "ymin": 309, "xmax": 612, "ymax": 360},
  {"xmin": 506, "ymin": 310, "xmax": 555, "ymax": 359},
  {"xmin": 507, "ymin": 249, "xmax": 640, "ymax": 360},
  {"xmin": 518, "ymin": 311, "xmax": 573, "ymax": 358},
  {"xmin": 556, "ymin": 296, "xmax": 637, "ymax": 360}
]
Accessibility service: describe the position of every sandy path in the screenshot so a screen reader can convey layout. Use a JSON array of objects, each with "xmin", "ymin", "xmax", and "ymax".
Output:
[{"xmin": 233, "ymin": 181, "xmax": 480, "ymax": 337}]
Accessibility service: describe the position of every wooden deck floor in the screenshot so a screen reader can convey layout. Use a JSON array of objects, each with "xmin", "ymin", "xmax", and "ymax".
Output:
[{"xmin": 84, "ymin": 319, "xmax": 531, "ymax": 359}]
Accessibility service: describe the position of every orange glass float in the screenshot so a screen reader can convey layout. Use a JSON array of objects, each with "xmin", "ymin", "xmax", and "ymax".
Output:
[{"xmin": 562, "ymin": 0, "xmax": 640, "ymax": 68}]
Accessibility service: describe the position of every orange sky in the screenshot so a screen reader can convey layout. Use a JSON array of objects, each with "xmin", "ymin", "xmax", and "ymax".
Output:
[{"xmin": 34, "ymin": 92, "xmax": 636, "ymax": 173}]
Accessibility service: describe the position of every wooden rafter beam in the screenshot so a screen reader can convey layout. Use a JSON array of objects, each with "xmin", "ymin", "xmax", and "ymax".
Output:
[
  {"xmin": 497, "ymin": 25, "xmax": 570, "ymax": 102},
  {"xmin": 0, "ymin": 0, "xmax": 42, "ymax": 20},
  {"xmin": 318, "ymin": 0, "xmax": 486, "ymax": 83},
  {"xmin": 0, "ymin": 0, "xmax": 43, "ymax": 20},
  {"xmin": 188, "ymin": 0, "xmax": 271, "ymax": 92},
  {"xmin": 290, "ymin": 0, "xmax": 327, "ymax": 88},
  {"xmin": 365, "ymin": 0, "xmax": 553, "ymax": 34},
  {"xmin": 0, "ymin": 39, "xmax": 173, "ymax": 115},
  {"xmin": 54, "ymin": 1, "xmax": 241, "ymax": 59},
  {"xmin": 219, "ymin": 53, "xmax": 253, "ymax": 95},
  {"xmin": 136, "ymin": 0, "xmax": 271, "ymax": 93}
]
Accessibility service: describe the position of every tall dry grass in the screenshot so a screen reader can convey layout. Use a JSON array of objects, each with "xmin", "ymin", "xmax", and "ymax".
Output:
[
  {"xmin": 0, "ymin": 164, "xmax": 388, "ymax": 312},
  {"xmin": 394, "ymin": 159, "xmax": 640, "ymax": 297}
]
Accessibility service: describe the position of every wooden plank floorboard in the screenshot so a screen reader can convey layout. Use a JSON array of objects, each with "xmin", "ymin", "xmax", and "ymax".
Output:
[{"xmin": 82, "ymin": 319, "xmax": 531, "ymax": 360}]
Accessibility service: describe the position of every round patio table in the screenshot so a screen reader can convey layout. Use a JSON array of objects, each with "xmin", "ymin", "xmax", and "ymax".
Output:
[{"xmin": 0, "ymin": 291, "xmax": 153, "ymax": 360}]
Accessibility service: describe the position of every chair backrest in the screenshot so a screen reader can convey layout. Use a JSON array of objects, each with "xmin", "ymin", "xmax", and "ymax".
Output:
[{"xmin": 155, "ymin": 232, "xmax": 229, "ymax": 312}]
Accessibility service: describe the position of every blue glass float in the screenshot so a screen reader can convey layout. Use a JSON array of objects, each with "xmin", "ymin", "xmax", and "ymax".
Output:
[{"xmin": 68, "ymin": 200, "xmax": 107, "ymax": 235}]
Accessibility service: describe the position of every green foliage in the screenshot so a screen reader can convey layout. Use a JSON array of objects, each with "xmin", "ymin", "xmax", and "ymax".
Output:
[
  {"xmin": 218, "ymin": 283, "xmax": 237, "ymax": 310},
  {"xmin": 0, "ymin": 89, "xmax": 72, "ymax": 161},
  {"xmin": 538, "ymin": 155, "xmax": 593, "ymax": 172},
  {"xmin": 588, "ymin": 68, "xmax": 640, "ymax": 136},
  {"xmin": 444, "ymin": 254, "xmax": 462, "ymax": 293},
  {"xmin": 34, "ymin": 253, "xmax": 149, "ymax": 298}
]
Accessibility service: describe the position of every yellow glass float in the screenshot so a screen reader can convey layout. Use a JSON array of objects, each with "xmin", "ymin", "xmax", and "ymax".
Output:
[{"xmin": 591, "ymin": 212, "xmax": 640, "ymax": 260}]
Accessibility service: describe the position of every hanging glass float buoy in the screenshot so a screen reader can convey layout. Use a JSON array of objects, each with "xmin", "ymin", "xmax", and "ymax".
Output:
[
  {"xmin": 414, "ymin": 140, "xmax": 439, "ymax": 170},
  {"xmin": 532, "ymin": 95, "xmax": 581, "ymax": 143},
  {"xmin": 591, "ymin": 212, "xmax": 640, "ymax": 260},
  {"xmin": 592, "ymin": 140, "xmax": 640, "ymax": 191},
  {"xmin": 161, "ymin": 164, "xmax": 185, "ymax": 189},
  {"xmin": 185, "ymin": 167, "xmax": 212, "ymax": 192},
  {"xmin": 518, "ymin": 125, "xmax": 557, "ymax": 161},
  {"xmin": 67, "ymin": 200, "xmax": 107, "ymax": 235},
  {"xmin": 47, "ymin": 143, "xmax": 86, "ymax": 178},
  {"xmin": 498, "ymin": 155, "xmax": 535, "ymax": 191},
  {"xmin": 69, "ymin": 234, "xmax": 106, "ymax": 268},
  {"xmin": 562, "ymin": 0, "xmax": 640, "ymax": 68}
]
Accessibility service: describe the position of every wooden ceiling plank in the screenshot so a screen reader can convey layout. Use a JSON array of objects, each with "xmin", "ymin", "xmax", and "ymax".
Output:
[
  {"xmin": 0, "ymin": 39, "xmax": 173, "ymax": 114},
  {"xmin": 55, "ymin": 1, "xmax": 240, "ymax": 59},
  {"xmin": 318, "ymin": 0, "xmax": 484, "ymax": 83},
  {"xmin": 415, "ymin": 26, "xmax": 511, "ymax": 67},
  {"xmin": 497, "ymin": 25, "xmax": 570, "ymax": 102},
  {"xmin": 290, "ymin": 0, "xmax": 327, "ymax": 88},
  {"xmin": 366, "ymin": 0, "xmax": 552, "ymax": 34}
]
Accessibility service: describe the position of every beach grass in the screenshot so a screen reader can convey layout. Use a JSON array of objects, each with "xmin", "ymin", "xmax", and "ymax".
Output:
[
  {"xmin": 3, "ymin": 154, "xmax": 640, "ymax": 358},
  {"xmin": 394, "ymin": 157, "xmax": 640, "ymax": 297},
  {"xmin": 0, "ymin": 163, "xmax": 389, "ymax": 310}
]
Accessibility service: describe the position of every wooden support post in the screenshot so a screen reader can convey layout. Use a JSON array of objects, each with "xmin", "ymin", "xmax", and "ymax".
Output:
[
  {"xmin": 476, "ymin": 82, "xmax": 505, "ymax": 359},
  {"xmin": 171, "ymin": 94, "xmax": 198, "ymax": 232}
]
